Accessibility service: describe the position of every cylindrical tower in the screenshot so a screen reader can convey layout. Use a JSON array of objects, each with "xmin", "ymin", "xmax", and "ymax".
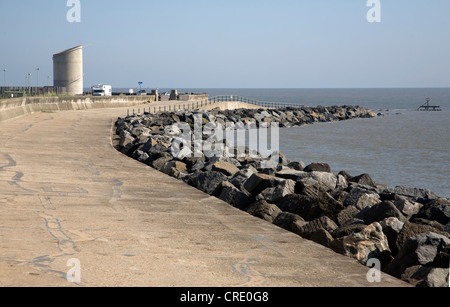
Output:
[{"xmin": 53, "ymin": 45, "xmax": 83, "ymax": 95}]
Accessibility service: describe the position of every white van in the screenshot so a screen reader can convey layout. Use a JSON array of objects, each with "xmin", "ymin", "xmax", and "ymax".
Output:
[{"xmin": 92, "ymin": 84, "xmax": 112, "ymax": 96}]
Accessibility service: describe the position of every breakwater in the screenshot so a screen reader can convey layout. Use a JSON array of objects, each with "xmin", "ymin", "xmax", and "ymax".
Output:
[{"xmin": 115, "ymin": 105, "xmax": 449, "ymax": 287}]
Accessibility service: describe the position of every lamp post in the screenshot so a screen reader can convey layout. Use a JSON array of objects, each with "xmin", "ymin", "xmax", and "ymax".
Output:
[
  {"xmin": 2, "ymin": 69, "xmax": 6, "ymax": 87},
  {"xmin": 27, "ymin": 73, "xmax": 31, "ymax": 95},
  {"xmin": 36, "ymin": 68, "xmax": 40, "ymax": 87}
]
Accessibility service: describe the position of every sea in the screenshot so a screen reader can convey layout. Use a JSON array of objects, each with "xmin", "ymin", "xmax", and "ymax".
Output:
[{"xmin": 117, "ymin": 88, "xmax": 450, "ymax": 198}]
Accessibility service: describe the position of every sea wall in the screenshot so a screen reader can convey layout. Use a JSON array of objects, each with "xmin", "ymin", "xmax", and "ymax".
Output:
[
  {"xmin": 0, "ymin": 95, "xmax": 155, "ymax": 123},
  {"xmin": 114, "ymin": 105, "xmax": 449, "ymax": 287}
]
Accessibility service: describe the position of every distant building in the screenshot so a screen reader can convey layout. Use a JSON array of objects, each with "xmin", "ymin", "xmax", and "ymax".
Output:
[{"xmin": 53, "ymin": 45, "xmax": 83, "ymax": 95}]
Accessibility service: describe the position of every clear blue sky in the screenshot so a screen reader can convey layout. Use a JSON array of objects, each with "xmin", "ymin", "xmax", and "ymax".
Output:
[{"xmin": 1, "ymin": 0, "xmax": 449, "ymax": 89}]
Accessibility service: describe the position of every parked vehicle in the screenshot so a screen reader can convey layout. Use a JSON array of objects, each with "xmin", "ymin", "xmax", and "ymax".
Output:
[{"xmin": 92, "ymin": 84, "xmax": 112, "ymax": 96}]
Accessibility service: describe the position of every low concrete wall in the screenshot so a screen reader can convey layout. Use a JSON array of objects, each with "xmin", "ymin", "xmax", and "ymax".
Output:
[
  {"xmin": 213, "ymin": 101, "xmax": 263, "ymax": 110},
  {"xmin": 0, "ymin": 95, "xmax": 155, "ymax": 123},
  {"xmin": 139, "ymin": 100, "xmax": 263, "ymax": 114},
  {"xmin": 178, "ymin": 94, "xmax": 209, "ymax": 101}
]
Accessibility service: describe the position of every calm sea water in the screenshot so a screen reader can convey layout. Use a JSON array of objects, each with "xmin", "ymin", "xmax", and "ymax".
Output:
[
  {"xmin": 198, "ymin": 88, "xmax": 450, "ymax": 198},
  {"xmin": 120, "ymin": 87, "xmax": 450, "ymax": 198}
]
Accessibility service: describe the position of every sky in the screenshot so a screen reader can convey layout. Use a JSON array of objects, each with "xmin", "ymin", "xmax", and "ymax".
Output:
[{"xmin": 0, "ymin": 0, "xmax": 449, "ymax": 89}]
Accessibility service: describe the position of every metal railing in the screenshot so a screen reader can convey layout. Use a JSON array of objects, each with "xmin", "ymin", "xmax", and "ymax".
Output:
[
  {"xmin": 208, "ymin": 95, "xmax": 303, "ymax": 109},
  {"xmin": 126, "ymin": 99, "xmax": 214, "ymax": 116},
  {"xmin": 125, "ymin": 96, "xmax": 303, "ymax": 116}
]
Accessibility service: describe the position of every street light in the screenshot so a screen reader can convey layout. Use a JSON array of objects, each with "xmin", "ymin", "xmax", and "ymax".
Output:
[
  {"xmin": 2, "ymin": 69, "xmax": 6, "ymax": 87},
  {"xmin": 27, "ymin": 73, "xmax": 31, "ymax": 94},
  {"xmin": 36, "ymin": 68, "xmax": 40, "ymax": 87}
]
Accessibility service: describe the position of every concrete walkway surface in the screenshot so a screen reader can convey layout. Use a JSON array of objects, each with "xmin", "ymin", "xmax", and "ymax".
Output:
[{"xmin": 0, "ymin": 104, "xmax": 409, "ymax": 287}]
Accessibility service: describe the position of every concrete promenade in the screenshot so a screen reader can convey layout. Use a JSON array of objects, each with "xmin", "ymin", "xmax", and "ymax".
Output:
[{"xmin": 0, "ymin": 102, "xmax": 409, "ymax": 287}]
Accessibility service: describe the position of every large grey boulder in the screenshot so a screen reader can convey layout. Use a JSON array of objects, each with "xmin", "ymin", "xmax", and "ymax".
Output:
[
  {"xmin": 246, "ymin": 200, "xmax": 282, "ymax": 223},
  {"xmin": 273, "ymin": 212, "xmax": 307, "ymax": 234},
  {"xmin": 380, "ymin": 217, "xmax": 405, "ymax": 256},
  {"xmin": 310, "ymin": 228, "xmax": 335, "ymax": 248},
  {"xmin": 332, "ymin": 220, "xmax": 368, "ymax": 239},
  {"xmin": 308, "ymin": 172, "xmax": 337, "ymax": 191},
  {"xmin": 162, "ymin": 161, "xmax": 187, "ymax": 176},
  {"xmin": 230, "ymin": 166, "xmax": 257, "ymax": 190},
  {"xmin": 151, "ymin": 155, "xmax": 174, "ymax": 171},
  {"xmin": 297, "ymin": 216, "xmax": 338, "ymax": 240},
  {"xmin": 403, "ymin": 266, "xmax": 450, "ymax": 288},
  {"xmin": 189, "ymin": 171, "xmax": 228, "ymax": 195},
  {"xmin": 445, "ymin": 222, "xmax": 450, "ymax": 234},
  {"xmin": 291, "ymin": 171, "xmax": 337, "ymax": 192},
  {"xmin": 395, "ymin": 222, "xmax": 449, "ymax": 254},
  {"xmin": 384, "ymin": 232, "xmax": 450, "ymax": 279},
  {"xmin": 336, "ymin": 206, "xmax": 360, "ymax": 226},
  {"xmin": 259, "ymin": 179, "xmax": 296, "ymax": 204},
  {"xmin": 413, "ymin": 198, "xmax": 450, "ymax": 226},
  {"xmin": 274, "ymin": 169, "xmax": 307, "ymax": 181},
  {"xmin": 187, "ymin": 158, "xmax": 206, "ymax": 173},
  {"xmin": 295, "ymin": 177, "xmax": 328, "ymax": 198},
  {"xmin": 304, "ymin": 162, "xmax": 331, "ymax": 173},
  {"xmin": 310, "ymin": 191, "xmax": 345, "ymax": 221},
  {"xmin": 357, "ymin": 201, "xmax": 407, "ymax": 225},
  {"xmin": 287, "ymin": 161, "xmax": 305, "ymax": 171},
  {"xmin": 384, "ymin": 186, "xmax": 438, "ymax": 204},
  {"xmin": 131, "ymin": 125, "xmax": 151, "ymax": 138},
  {"xmin": 211, "ymin": 161, "xmax": 240, "ymax": 177},
  {"xmin": 330, "ymin": 222, "xmax": 391, "ymax": 266},
  {"xmin": 394, "ymin": 197, "xmax": 422, "ymax": 219},
  {"xmin": 343, "ymin": 187, "xmax": 380, "ymax": 210},
  {"xmin": 243, "ymin": 173, "xmax": 286, "ymax": 196},
  {"xmin": 219, "ymin": 184, "xmax": 252, "ymax": 210},
  {"xmin": 277, "ymin": 194, "xmax": 315, "ymax": 221},
  {"xmin": 119, "ymin": 133, "xmax": 136, "ymax": 153},
  {"xmin": 349, "ymin": 173, "xmax": 377, "ymax": 187}
]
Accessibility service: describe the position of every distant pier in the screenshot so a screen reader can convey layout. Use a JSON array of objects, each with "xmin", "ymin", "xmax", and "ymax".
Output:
[{"xmin": 418, "ymin": 98, "xmax": 442, "ymax": 111}]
